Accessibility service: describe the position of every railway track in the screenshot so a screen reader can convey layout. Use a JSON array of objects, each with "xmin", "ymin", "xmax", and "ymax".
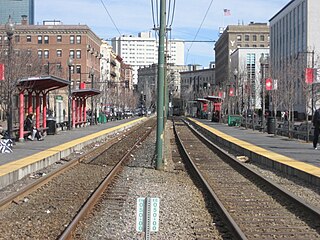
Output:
[
  {"xmin": 174, "ymin": 118, "xmax": 320, "ymax": 239},
  {"xmin": 0, "ymin": 118, "xmax": 155, "ymax": 239}
]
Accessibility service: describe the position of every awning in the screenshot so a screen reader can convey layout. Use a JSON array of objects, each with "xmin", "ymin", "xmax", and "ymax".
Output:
[
  {"xmin": 195, "ymin": 98, "xmax": 209, "ymax": 104},
  {"xmin": 204, "ymin": 95, "xmax": 223, "ymax": 103},
  {"xmin": 17, "ymin": 75, "xmax": 70, "ymax": 92},
  {"xmin": 72, "ymin": 88, "xmax": 100, "ymax": 98}
]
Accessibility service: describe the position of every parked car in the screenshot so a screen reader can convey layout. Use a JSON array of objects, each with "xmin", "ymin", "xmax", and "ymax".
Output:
[{"xmin": 124, "ymin": 110, "xmax": 134, "ymax": 118}]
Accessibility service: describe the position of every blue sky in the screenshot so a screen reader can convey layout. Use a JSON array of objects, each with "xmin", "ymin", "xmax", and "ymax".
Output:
[{"xmin": 35, "ymin": 0, "xmax": 289, "ymax": 68}]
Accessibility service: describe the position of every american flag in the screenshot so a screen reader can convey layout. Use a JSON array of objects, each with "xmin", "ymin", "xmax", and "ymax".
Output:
[{"xmin": 224, "ymin": 9, "xmax": 231, "ymax": 16}]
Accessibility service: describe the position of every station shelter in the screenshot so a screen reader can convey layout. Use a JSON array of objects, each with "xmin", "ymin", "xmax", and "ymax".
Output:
[
  {"xmin": 71, "ymin": 83, "xmax": 100, "ymax": 128},
  {"xmin": 195, "ymin": 98, "xmax": 209, "ymax": 119},
  {"xmin": 204, "ymin": 95, "xmax": 223, "ymax": 122},
  {"xmin": 16, "ymin": 75, "xmax": 70, "ymax": 141}
]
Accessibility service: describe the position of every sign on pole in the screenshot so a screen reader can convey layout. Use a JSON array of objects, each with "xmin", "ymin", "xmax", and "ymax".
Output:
[
  {"xmin": 150, "ymin": 198, "xmax": 160, "ymax": 232},
  {"xmin": 136, "ymin": 197, "xmax": 160, "ymax": 239},
  {"xmin": 0, "ymin": 63, "xmax": 4, "ymax": 81},
  {"xmin": 136, "ymin": 197, "xmax": 145, "ymax": 232}
]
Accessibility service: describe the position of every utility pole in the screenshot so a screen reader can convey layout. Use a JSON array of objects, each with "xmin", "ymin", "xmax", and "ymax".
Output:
[{"xmin": 156, "ymin": 0, "xmax": 166, "ymax": 170}]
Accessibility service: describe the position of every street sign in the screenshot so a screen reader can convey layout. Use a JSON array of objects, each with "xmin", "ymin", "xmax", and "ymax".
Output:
[
  {"xmin": 136, "ymin": 197, "xmax": 160, "ymax": 238},
  {"xmin": 150, "ymin": 198, "xmax": 160, "ymax": 232},
  {"xmin": 136, "ymin": 197, "xmax": 145, "ymax": 232}
]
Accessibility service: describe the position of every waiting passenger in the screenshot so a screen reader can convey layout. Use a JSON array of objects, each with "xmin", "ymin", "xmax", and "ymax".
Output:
[
  {"xmin": 312, "ymin": 108, "xmax": 320, "ymax": 150},
  {"xmin": 24, "ymin": 114, "xmax": 44, "ymax": 141}
]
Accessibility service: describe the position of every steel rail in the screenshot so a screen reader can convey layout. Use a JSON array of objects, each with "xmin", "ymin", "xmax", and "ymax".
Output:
[
  {"xmin": 185, "ymin": 119, "xmax": 320, "ymax": 219},
  {"xmin": 173, "ymin": 119, "xmax": 247, "ymax": 240},
  {"xmin": 58, "ymin": 123, "xmax": 155, "ymax": 240},
  {"xmin": 174, "ymin": 118, "xmax": 320, "ymax": 239}
]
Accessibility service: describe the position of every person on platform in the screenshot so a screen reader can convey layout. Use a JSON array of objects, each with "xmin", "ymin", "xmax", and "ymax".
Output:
[
  {"xmin": 312, "ymin": 108, "xmax": 320, "ymax": 149},
  {"xmin": 24, "ymin": 114, "xmax": 44, "ymax": 141}
]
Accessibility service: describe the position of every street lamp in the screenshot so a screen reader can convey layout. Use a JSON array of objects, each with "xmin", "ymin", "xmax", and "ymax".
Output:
[
  {"xmin": 5, "ymin": 15, "xmax": 15, "ymax": 140},
  {"xmin": 67, "ymin": 57, "xmax": 73, "ymax": 130},
  {"xmin": 233, "ymin": 68, "xmax": 238, "ymax": 114},
  {"xmin": 259, "ymin": 53, "xmax": 269, "ymax": 132},
  {"xmin": 90, "ymin": 68, "xmax": 94, "ymax": 126}
]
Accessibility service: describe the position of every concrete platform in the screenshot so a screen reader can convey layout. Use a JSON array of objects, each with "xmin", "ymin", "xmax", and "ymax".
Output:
[
  {"xmin": 0, "ymin": 117, "xmax": 146, "ymax": 189},
  {"xmin": 188, "ymin": 118, "xmax": 320, "ymax": 186}
]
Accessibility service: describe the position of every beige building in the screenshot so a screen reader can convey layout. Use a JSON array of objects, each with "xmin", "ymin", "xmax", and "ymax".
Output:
[{"xmin": 214, "ymin": 22, "xmax": 270, "ymax": 87}]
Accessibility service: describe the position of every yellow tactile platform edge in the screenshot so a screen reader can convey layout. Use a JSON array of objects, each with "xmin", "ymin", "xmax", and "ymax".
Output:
[
  {"xmin": 188, "ymin": 118, "xmax": 320, "ymax": 178},
  {"xmin": 0, "ymin": 118, "xmax": 144, "ymax": 177}
]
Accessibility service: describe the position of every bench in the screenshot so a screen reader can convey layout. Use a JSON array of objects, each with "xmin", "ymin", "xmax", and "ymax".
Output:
[
  {"xmin": 38, "ymin": 127, "xmax": 49, "ymax": 136},
  {"xmin": 75, "ymin": 121, "xmax": 87, "ymax": 128},
  {"xmin": 12, "ymin": 128, "xmax": 31, "ymax": 140}
]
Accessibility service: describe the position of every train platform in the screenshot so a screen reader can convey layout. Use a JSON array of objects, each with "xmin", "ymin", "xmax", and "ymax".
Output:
[
  {"xmin": 188, "ymin": 118, "xmax": 320, "ymax": 186},
  {"xmin": 0, "ymin": 117, "xmax": 146, "ymax": 189}
]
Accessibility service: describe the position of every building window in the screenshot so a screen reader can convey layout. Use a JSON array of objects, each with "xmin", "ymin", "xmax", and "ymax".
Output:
[
  {"xmin": 244, "ymin": 35, "xmax": 250, "ymax": 41},
  {"xmin": 14, "ymin": 35, "xmax": 20, "ymax": 43},
  {"xmin": 253, "ymin": 44, "xmax": 257, "ymax": 47},
  {"xmin": 252, "ymin": 35, "xmax": 257, "ymax": 41},
  {"xmin": 70, "ymin": 35, "xmax": 75, "ymax": 44},
  {"xmin": 76, "ymin": 65, "xmax": 81, "ymax": 74},
  {"xmin": 26, "ymin": 35, "xmax": 31, "ymax": 42},
  {"xmin": 237, "ymin": 35, "xmax": 242, "ymax": 41},
  {"xmin": 44, "ymin": 35, "xmax": 49, "ymax": 44},
  {"xmin": 260, "ymin": 35, "xmax": 265, "ymax": 41},
  {"xmin": 260, "ymin": 44, "xmax": 265, "ymax": 47},
  {"xmin": 76, "ymin": 50, "xmax": 81, "ymax": 59},
  {"xmin": 0, "ymin": 36, "xmax": 2, "ymax": 44},
  {"xmin": 69, "ymin": 50, "xmax": 75, "ymax": 59},
  {"xmin": 44, "ymin": 50, "xmax": 49, "ymax": 59},
  {"xmin": 38, "ymin": 36, "xmax": 42, "ymax": 44},
  {"xmin": 27, "ymin": 49, "xmax": 32, "ymax": 56},
  {"xmin": 57, "ymin": 35, "xmax": 62, "ymax": 42},
  {"xmin": 245, "ymin": 44, "xmax": 249, "ymax": 47},
  {"xmin": 38, "ymin": 50, "xmax": 42, "ymax": 59},
  {"xmin": 57, "ymin": 49, "xmax": 62, "ymax": 57},
  {"xmin": 76, "ymin": 35, "xmax": 81, "ymax": 44},
  {"xmin": 71, "ymin": 65, "xmax": 75, "ymax": 74}
]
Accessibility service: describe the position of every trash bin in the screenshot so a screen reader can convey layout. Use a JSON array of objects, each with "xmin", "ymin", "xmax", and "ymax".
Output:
[
  {"xmin": 228, "ymin": 115, "xmax": 242, "ymax": 126},
  {"xmin": 267, "ymin": 117, "xmax": 275, "ymax": 134},
  {"xmin": 46, "ymin": 118, "xmax": 57, "ymax": 135}
]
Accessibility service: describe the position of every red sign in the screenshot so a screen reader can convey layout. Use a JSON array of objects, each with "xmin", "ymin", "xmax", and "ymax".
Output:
[
  {"xmin": 229, "ymin": 87, "xmax": 234, "ymax": 96},
  {"xmin": 0, "ymin": 64, "xmax": 4, "ymax": 81},
  {"xmin": 218, "ymin": 91, "xmax": 223, "ymax": 97},
  {"xmin": 203, "ymin": 103, "xmax": 208, "ymax": 112},
  {"xmin": 305, "ymin": 68, "xmax": 314, "ymax": 84},
  {"xmin": 266, "ymin": 78, "xmax": 272, "ymax": 91}
]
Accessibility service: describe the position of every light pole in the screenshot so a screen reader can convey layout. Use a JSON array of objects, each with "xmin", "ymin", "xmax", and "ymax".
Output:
[
  {"xmin": 259, "ymin": 53, "xmax": 268, "ymax": 132},
  {"xmin": 5, "ymin": 15, "xmax": 15, "ymax": 140},
  {"xmin": 90, "ymin": 68, "xmax": 94, "ymax": 126},
  {"xmin": 67, "ymin": 58, "xmax": 73, "ymax": 130},
  {"xmin": 233, "ymin": 68, "xmax": 238, "ymax": 114}
]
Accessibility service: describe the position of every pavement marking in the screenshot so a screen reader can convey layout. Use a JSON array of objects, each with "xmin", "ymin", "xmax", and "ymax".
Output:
[{"xmin": 188, "ymin": 118, "xmax": 320, "ymax": 178}]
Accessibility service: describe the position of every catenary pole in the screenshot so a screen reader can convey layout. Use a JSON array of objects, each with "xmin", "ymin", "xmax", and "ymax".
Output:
[{"xmin": 156, "ymin": 0, "xmax": 166, "ymax": 170}]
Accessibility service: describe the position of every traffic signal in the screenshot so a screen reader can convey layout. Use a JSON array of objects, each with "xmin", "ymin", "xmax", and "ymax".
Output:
[{"xmin": 143, "ymin": 95, "xmax": 146, "ymax": 101}]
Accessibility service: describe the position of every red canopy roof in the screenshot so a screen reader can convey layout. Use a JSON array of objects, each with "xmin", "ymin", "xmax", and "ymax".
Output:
[{"xmin": 17, "ymin": 75, "xmax": 70, "ymax": 92}]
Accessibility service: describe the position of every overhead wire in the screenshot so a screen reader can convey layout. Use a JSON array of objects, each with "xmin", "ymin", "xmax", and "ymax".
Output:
[
  {"xmin": 186, "ymin": 0, "xmax": 214, "ymax": 63},
  {"xmin": 151, "ymin": 0, "xmax": 157, "ymax": 29},
  {"xmin": 100, "ymin": 0, "xmax": 122, "ymax": 36}
]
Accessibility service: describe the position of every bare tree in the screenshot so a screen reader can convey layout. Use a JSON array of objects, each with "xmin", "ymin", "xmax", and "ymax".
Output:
[{"xmin": 0, "ymin": 43, "xmax": 43, "ymax": 137}]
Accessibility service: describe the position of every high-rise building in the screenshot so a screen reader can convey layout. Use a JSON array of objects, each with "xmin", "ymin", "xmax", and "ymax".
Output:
[
  {"xmin": 214, "ymin": 23, "xmax": 270, "ymax": 87},
  {"xmin": 112, "ymin": 32, "xmax": 184, "ymax": 84},
  {"xmin": 270, "ymin": 0, "xmax": 320, "ymax": 115},
  {"xmin": 0, "ymin": 0, "xmax": 34, "ymax": 25}
]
